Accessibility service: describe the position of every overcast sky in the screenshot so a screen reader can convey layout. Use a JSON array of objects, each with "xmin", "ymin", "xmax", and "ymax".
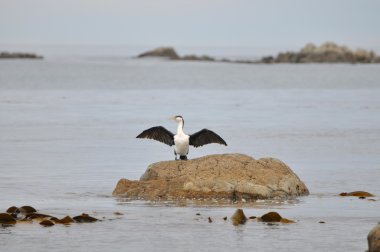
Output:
[{"xmin": 1, "ymin": 0, "xmax": 379, "ymax": 48}]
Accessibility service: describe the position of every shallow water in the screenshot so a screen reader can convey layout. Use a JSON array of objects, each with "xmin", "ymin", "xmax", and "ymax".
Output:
[{"xmin": 0, "ymin": 58, "xmax": 380, "ymax": 251}]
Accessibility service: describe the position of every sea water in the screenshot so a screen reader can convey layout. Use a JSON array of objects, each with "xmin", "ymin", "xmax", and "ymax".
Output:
[{"xmin": 0, "ymin": 57, "xmax": 380, "ymax": 251}]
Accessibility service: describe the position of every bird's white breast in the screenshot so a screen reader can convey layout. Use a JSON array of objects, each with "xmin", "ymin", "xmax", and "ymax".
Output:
[{"xmin": 174, "ymin": 134, "xmax": 190, "ymax": 156}]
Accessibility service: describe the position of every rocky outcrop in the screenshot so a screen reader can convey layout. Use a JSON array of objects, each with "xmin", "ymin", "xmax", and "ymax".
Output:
[
  {"xmin": 113, "ymin": 154, "xmax": 309, "ymax": 202},
  {"xmin": 261, "ymin": 42, "xmax": 380, "ymax": 64},
  {"xmin": 137, "ymin": 47, "xmax": 216, "ymax": 62},
  {"xmin": 137, "ymin": 47, "xmax": 180, "ymax": 59},
  {"xmin": 368, "ymin": 223, "xmax": 380, "ymax": 252},
  {"xmin": 0, "ymin": 52, "xmax": 43, "ymax": 59}
]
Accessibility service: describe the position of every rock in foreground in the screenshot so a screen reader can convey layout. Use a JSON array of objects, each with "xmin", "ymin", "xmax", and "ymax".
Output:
[
  {"xmin": 113, "ymin": 154, "xmax": 309, "ymax": 201},
  {"xmin": 368, "ymin": 223, "xmax": 380, "ymax": 252}
]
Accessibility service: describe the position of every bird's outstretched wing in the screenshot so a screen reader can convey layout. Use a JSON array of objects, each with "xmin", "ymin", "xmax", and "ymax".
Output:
[
  {"xmin": 189, "ymin": 129, "xmax": 227, "ymax": 148},
  {"xmin": 136, "ymin": 126, "xmax": 175, "ymax": 146}
]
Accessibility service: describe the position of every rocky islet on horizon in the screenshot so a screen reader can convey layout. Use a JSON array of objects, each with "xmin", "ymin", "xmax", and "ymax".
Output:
[
  {"xmin": 137, "ymin": 42, "xmax": 380, "ymax": 64},
  {"xmin": 0, "ymin": 51, "xmax": 43, "ymax": 59}
]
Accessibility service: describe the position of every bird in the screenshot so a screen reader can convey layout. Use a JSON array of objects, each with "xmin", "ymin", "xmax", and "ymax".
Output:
[{"xmin": 136, "ymin": 115, "xmax": 227, "ymax": 160}]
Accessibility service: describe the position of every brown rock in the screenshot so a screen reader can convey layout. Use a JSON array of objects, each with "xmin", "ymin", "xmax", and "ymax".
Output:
[
  {"xmin": 59, "ymin": 216, "xmax": 74, "ymax": 224},
  {"xmin": 223, "ymin": 216, "xmax": 227, "ymax": 221},
  {"xmin": 260, "ymin": 212, "xmax": 282, "ymax": 222},
  {"xmin": 113, "ymin": 154, "xmax": 309, "ymax": 201},
  {"xmin": 0, "ymin": 213, "xmax": 17, "ymax": 225},
  {"xmin": 39, "ymin": 220, "xmax": 54, "ymax": 227},
  {"xmin": 280, "ymin": 218, "xmax": 295, "ymax": 224},
  {"xmin": 73, "ymin": 213, "xmax": 98, "ymax": 223},
  {"xmin": 231, "ymin": 209, "xmax": 247, "ymax": 225},
  {"xmin": 339, "ymin": 191, "xmax": 374, "ymax": 197},
  {"xmin": 6, "ymin": 206, "xmax": 19, "ymax": 213},
  {"xmin": 19, "ymin": 206, "xmax": 37, "ymax": 214},
  {"xmin": 113, "ymin": 212, "xmax": 124, "ymax": 216},
  {"xmin": 368, "ymin": 223, "xmax": 380, "ymax": 252},
  {"xmin": 25, "ymin": 213, "xmax": 52, "ymax": 220},
  {"xmin": 249, "ymin": 216, "xmax": 257, "ymax": 219},
  {"xmin": 208, "ymin": 217, "xmax": 213, "ymax": 223}
]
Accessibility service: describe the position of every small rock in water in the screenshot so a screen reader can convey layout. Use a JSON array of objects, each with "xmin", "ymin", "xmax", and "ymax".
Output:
[
  {"xmin": 19, "ymin": 206, "xmax": 37, "ymax": 214},
  {"xmin": 280, "ymin": 218, "xmax": 295, "ymax": 224},
  {"xmin": 359, "ymin": 196, "xmax": 366, "ymax": 199},
  {"xmin": 260, "ymin": 212, "xmax": 282, "ymax": 222},
  {"xmin": 223, "ymin": 216, "xmax": 227, "ymax": 221},
  {"xmin": 196, "ymin": 213, "xmax": 201, "ymax": 216},
  {"xmin": 6, "ymin": 206, "xmax": 19, "ymax": 214},
  {"xmin": 113, "ymin": 212, "xmax": 124, "ymax": 216},
  {"xmin": 0, "ymin": 213, "xmax": 17, "ymax": 225},
  {"xmin": 231, "ymin": 209, "xmax": 247, "ymax": 226},
  {"xmin": 368, "ymin": 199, "xmax": 376, "ymax": 202},
  {"xmin": 25, "ymin": 213, "xmax": 52, "ymax": 220},
  {"xmin": 59, "ymin": 216, "xmax": 75, "ymax": 224},
  {"xmin": 319, "ymin": 221, "xmax": 326, "ymax": 224},
  {"xmin": 39, "ymin": 220, "xmax": 55, "ymax": 227},
  {"xmin": 208, "ymin": 217, "xmax": 213, "ymax": 223},
  {"xmin": 339, "ymin": 191, "xmax": 374, "ymax": 197},
  {"xmin": 50, "ymin": 217, "xmax": 60, "ymax": 222},
  {"xmin": 249, "ymin": 216, "xmax": 256, "ymax": 219},
  {"xmin": 73, "ymin": 213, "xmax": 98, "ymax": 223}
]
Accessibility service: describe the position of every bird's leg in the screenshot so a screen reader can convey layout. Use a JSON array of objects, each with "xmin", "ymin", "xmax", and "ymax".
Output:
[{"xmin": 174, "ymin": 150, "xmax": 178, "ymax": 160}]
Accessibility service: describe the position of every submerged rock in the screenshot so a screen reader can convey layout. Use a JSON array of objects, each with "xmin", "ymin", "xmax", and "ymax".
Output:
[
  {"xmin": 368, "ymin": 223, "xmax": 380, "ymax": 252},
  {"xmin": 39, "ymin": 220, "xmax": 55, "ymax": 227},
  {"xmin": 0, "ymin": 213, "xmax": 16, "ymax": 225},
  {"xmin": 260, "ymin": 212, "xmax": 282, "ymax": 222},
  {"xmin": 259, "ymin": 211, "xmax": 295, "ymax": 223},
  {"xmin": 113, "ymin": 154, "xmax": 309, "ymax": 201},
  {"xmin": 73, "ymin": 213, "xmax": 98, "ymax": 223},
  {"xmin": 25, "ymin": 213, "xmax": 52, "ymax": 220},
  {"xmin": 231, "ymin": 209, "xmax": 247, "ymax": 225},
  {"xmin": 339, "ymin": 191, "xmax": 374, "ymax": 197}
]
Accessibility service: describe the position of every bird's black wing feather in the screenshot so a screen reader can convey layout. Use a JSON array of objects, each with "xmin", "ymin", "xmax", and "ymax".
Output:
[
  {"xmin": 136, "ymin": 126, "xmax": 175, "ymax": 146},
  {"xmin": 189, "ymin": 128, "xmax": 227, "ymax": 148}
]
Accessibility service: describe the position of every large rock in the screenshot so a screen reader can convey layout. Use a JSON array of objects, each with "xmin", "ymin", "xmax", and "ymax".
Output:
[
  {"xmin": 113, "ymin": 154, "xmax": 309, "ymax": 201},
  {"xmin": 137, "ymin": 47, "xmax": 179, "ymax": 59},
  {"xmin": 368, "ymin": 223, "xmax": 380, "ymax": 252}
]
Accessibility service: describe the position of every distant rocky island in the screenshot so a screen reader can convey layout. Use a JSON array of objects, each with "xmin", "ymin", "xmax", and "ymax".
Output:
[
  {"xmin": 0, "ymin": 51, "xmax": 43, "ymax": 59},
  {"xmin": 137, "ymin": 42, "xmax": 380, "ymax": 64}
]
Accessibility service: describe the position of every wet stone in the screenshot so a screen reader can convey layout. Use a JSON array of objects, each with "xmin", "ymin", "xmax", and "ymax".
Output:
[
  {"xmin": 6, "ymin": 206, "xmax": 19, "ymax": 214},
  {"xmin": 40, "ymin": 220, "xmax": 55, "ymax": 227},
  {"xmin": 73, "ymin": 213, "xmax": 98, "ymax": 223},
  {"xmin": 223, "ymin": 217, "xmax": 227, "ymax": 221},
  {"xmin": 339, "ymin": 191, "xmax": 374, "ymax": 197},
  {"xmin": 0, "ymin": 213, "xmax": 17, "ymax": 225},
  {"xmin": 60, "ymin": 216, "xmax": 74, "ymax": 224},
  {"xmin": 25, "ymin": 213, "xmax": 52, "ymax": 220},
  {"xmin": 260, "ymin": 212, "xmax": 282, "ymax": 222},
  {"xmin": 19, "ymin": 206, "xmax": 37, "ymax": 214},
  {"xmin": 231, "ymin": 209, "xmax": 247, "ymax": 226},
  {"xmin": 249, "ymin": 216, "xmax": 257, "ymax": 219},
  {"xmin": 208, "ymin": 217, "xmax": 213, "ymax": 223}
]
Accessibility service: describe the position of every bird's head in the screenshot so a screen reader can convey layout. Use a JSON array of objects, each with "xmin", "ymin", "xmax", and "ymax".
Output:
[{"xmin": 170, "ymin": 115, "xmax": 184, "ymax": 124}]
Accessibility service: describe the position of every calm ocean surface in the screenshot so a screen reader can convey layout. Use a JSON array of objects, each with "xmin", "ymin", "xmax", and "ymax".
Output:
[{"xmin": 0, "ymin": 56, "xmax": 380, "ymax": 251}]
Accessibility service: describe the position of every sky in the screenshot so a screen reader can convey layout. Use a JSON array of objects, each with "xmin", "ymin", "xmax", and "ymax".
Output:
[{"xmin": 1, "ymin": 0, "xmax": 380, "ymax": 49}]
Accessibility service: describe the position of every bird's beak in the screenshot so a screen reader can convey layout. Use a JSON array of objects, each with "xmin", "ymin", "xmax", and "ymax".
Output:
[{"xmin": 169, "ymin": 116, "xmax": 176, "ymax": 121}]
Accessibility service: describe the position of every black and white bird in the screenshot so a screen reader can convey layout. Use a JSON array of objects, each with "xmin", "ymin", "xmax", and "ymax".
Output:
[{"xmin": 136, "ymin": 115, "xmax": 227, "ymax": 160}]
